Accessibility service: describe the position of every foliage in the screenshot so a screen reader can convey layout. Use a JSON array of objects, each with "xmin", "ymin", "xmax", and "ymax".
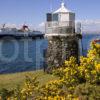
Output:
[
  {"xmin": 74, "ymin": 83, "xmax": 100, "ymax": 100},
  {"xmin": 9, "ymin": 74, "xmax": 39, "ymax": 100},
  {"xmin": 0, "ymin": 88, "xmax": 14, "ymax": 100}
]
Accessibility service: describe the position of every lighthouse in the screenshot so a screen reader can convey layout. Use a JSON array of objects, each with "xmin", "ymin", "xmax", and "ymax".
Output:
[{"xmin": 45, "ymin": 1, "xmax": 79, "ymax": 69}]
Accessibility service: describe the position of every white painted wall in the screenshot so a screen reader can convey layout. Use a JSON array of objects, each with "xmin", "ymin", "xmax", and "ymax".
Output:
[
  {"xmin": 59, "ymin": 13, "xmax": 69, "ymax": 22},
  {"xmin": 58, "ymin": 12, "xmax": 75, "ymax": 22}
]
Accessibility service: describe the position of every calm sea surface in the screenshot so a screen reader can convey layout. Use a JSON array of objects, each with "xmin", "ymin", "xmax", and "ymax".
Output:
[{"xmin": 0, "ymin": 33, "xmax": 100, "ymax": 73}]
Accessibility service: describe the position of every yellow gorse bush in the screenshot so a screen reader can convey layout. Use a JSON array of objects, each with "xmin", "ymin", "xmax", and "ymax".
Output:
[{"xmin": 95, "ymin": 63, "xmax": 100, "ymax": 72}]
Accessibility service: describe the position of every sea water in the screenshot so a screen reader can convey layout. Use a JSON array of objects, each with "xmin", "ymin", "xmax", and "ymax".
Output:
[{"xmin": 0, "ymin": 38, "xmax": 47, "ymax": 73}]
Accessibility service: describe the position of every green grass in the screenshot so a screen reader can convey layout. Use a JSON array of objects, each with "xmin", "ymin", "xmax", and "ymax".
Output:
[{"xmin": 0, "ymin": 70, "xmax": 57, "ymax": 90}]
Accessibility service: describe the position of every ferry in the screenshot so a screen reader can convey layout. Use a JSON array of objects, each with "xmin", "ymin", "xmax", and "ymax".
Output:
[{"xmin": 0, "ymin": 25, "xmax": 44, "ymax": 39}]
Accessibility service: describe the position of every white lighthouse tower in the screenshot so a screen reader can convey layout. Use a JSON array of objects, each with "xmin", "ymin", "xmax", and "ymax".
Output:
[{"xmin": 45, "ymin": 1, "xmax": 79, "ymax": 69}]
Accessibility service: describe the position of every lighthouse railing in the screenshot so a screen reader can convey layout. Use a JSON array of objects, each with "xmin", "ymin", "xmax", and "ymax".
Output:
[
  {"xmin": 45, "ymin": 27, "xmax": 75, "ymax": 35},
  {"xmin": 45, "ymin": 21, "xmax": 75, "ymax": 28},
  {"xmin": 45, "ymin": 21, "xmax": 75, "ymax": 34}
]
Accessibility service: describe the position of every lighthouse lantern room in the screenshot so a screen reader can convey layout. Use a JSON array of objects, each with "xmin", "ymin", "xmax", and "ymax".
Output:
[{"xmin": 45, "ymin": 1, "xmax": 75, "ymax": 36}]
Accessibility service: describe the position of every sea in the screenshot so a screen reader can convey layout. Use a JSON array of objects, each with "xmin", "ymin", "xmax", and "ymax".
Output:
[{"xmin": 0, "ymin": 33, "xmax": 100, "ymax": 74}]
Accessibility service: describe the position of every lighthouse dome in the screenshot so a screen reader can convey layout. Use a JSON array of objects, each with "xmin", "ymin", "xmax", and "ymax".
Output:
[{"xmin": 53, "ymin": 2, "xmax": 72, "ymax": 13}]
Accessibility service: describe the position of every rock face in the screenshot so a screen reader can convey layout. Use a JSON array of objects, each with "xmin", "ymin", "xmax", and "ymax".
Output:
[{"xmin": 46, "ymin": 35, "xmax": 79, "ymax": 68}]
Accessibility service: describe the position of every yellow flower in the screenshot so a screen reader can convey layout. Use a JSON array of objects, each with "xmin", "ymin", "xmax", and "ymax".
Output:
[{"xmin": 95, "ymin": 64, "xmax": 100, "ymax": 72}]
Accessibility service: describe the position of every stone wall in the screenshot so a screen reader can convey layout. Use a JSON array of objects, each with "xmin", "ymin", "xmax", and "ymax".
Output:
[{"xmin": 46, "ymin": 35, "xmax": 79, "ymax": 68}]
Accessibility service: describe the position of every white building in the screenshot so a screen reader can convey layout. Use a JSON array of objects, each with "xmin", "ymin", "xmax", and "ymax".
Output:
[{"xmin": 45, "ymin": 2, "xmax": 75, "ymax": 36}]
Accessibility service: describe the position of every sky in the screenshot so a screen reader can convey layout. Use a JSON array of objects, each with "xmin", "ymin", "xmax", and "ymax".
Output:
[{"xmin": 0, "ymin": 0, "xmax": 100, "ymax": 29}]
